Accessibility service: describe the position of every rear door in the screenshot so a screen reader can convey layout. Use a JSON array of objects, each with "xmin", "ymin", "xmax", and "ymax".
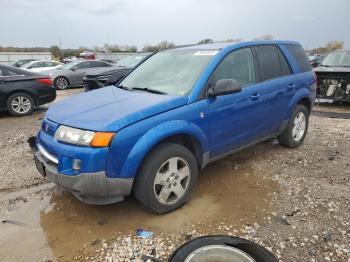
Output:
[{"xmin": 253, "ymin": 45, "xmax": 296, "ymax": 134}]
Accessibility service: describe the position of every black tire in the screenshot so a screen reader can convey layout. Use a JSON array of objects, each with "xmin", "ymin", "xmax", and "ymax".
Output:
[
  {"xmin": 6, "ymin": 93, "xmax": 34, "ymax": 116},
  {"xmin": 54, "ymin": 76, "xmax": 69, "ymax": 90},
  {"xmin": 278, "ymin": 104, "xmax": 309, "ymax": 148},
  {"xmin": 169, "ymin": 235, "xmax": 278, "ymax": 262},
  {"xmin": 133, "ymin": 143, "xmax": 198, "ymax": 214}
]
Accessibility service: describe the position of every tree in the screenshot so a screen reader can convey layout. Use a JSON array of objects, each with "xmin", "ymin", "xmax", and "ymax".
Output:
[
  {"xmin": 253, "ymin": 34, "xmax": 274, "ymax": 41},
  {"xmin": 198, "ymin": 38, "xmax": 214, "ymax": 44},
  {"xmin": 49, "ymin": 45, "xmax": 60, "ymax": 58},
  {"xmin": 142, "ymin": 41, "xmax": 176, "ymax": 52},
  {"xmin": 309, "ymin": 41, "xmax": 344, "ymax": 55}
]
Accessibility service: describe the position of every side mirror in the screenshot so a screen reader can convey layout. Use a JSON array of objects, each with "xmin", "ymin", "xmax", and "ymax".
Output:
[
  {"xmin": 71, "ymin": 67, "xmax": 77, "ymax": 71},
  {"xmin": 208, "ymin": 79, "xmax": 241, "ymax": 97}
]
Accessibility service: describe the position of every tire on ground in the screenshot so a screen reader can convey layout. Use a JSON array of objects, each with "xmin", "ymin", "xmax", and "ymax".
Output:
[
  {"xmin": 278, "ymin": 104, "xmax": 309, "ymax": 148},
  {"xmin": 133, "ymin": 142, "xmax": 198, "ymax": 214},
  {"xmin": 54, "ymin": 76, "xmax": 69, "ymax": 90}
]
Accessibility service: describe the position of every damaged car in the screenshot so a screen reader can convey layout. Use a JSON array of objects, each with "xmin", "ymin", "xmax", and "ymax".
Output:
[{"xmin": 314, "ymin": 50, "xmax": 350, "ymax": 102}]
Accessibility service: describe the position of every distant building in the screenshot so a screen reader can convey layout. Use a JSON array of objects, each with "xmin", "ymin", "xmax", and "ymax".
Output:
[{"xmin": 0, "ymin": 52, "xmax": 52, "ymax": 65}]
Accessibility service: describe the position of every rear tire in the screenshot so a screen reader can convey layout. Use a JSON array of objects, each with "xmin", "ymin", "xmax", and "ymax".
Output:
[
  {"xmin": 133, "ymin": 143, "xmax": 198, "ymax": 214},
  {"xmin": 54, "ymin": 76, "xmax": 69, "ymax": 90},
  {"xmin": 6, "ymin": 93, "xmax": 34, "ymax": 116},
  {"xmin": 278, "ymin": 104, "xmax": 309, "ymax": 148}
]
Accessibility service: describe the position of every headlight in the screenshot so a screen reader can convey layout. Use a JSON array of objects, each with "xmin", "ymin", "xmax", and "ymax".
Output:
[{"xmin": 54, "ymin": 125, "xmax": 114, "ymax": 147}]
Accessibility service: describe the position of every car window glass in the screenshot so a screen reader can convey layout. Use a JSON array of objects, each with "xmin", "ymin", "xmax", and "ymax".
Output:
[
  {"xmin": 285, "ymin": 45, "xmax": 312, "ymax": 72},
  {"xmin": 92, "ymin": 61, "xmax": 110, "ymax": 67},
  {"xmin": 255, "ymin": 45, "xmax": 283, "ymax": 81},
  {"xmin": 76, "ymin": 62, "xmax": 91, "ymax": 69},
  {"xmin": 212, "ymin": 48, "xmax": 256, "ymax": 87},
  {"xmin": 277, "ymin": 47, "xmax": 292, "ymax": 75},
  {"xmin": 0, "ymin": 69, "xmax": 3, "ymax": 76},
  {"xmin": 4, "ymin": 69, "xmax": 19, "ymax": 76}
]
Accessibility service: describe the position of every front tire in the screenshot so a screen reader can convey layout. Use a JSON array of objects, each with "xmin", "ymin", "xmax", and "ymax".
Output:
[
  {"xmin": 6, "ymin": 93, "xmax": 34, "ymax": 116},
  {"xmin": 54, "ymin": 76, "xmax": 69, "ymax": 90},
  {"xmin": 278, "ymin": 104, "xmax": 309, "ymax": 148},
  {"xmin": 133, "ymin": 143, "xmax": 198, "ymax": 214}
]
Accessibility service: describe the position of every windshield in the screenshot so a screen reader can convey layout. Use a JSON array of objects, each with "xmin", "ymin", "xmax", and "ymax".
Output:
[
  {"xmin": 59, "ymin": 61, "xmax": 80, "ymax": 70},
  {"xmin": 116, "ymin": 55, "xmax": 147, "ymax": 68},
  {"xmin": 119, "ymin": 50, "xmax": 216, "ymax": 95},
  {"xmin": 322, "ymin": 51, "xmax": 350, "ymax": 67}
]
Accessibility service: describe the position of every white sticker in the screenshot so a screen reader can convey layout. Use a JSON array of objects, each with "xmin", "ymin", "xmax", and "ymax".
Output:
[{"xmin": 194, "ymin": 51, "xmax": 218, "ymax": 56}]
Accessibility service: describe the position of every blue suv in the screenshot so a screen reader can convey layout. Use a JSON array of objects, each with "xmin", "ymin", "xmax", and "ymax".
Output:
[{"xmin": 34, "ymin": 41, "xmax": 316, "ymax": 213}]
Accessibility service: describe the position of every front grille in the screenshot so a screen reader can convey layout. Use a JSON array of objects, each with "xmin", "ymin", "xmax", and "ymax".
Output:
[{"xmin": 41, "ymin": 118, "xmax": 58, "ymax": 136}]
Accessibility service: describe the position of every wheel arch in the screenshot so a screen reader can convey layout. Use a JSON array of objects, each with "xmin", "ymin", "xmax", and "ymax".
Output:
[
  {"xmin": 5, "ymin": 90, "xmax": 37, "ymax": 106},
  {"xmin": 118, "ymin": 120, "xmax": 209, "ymax": 180},
  {"xmin": 285, "ymin": 89, "xmax": 312, "ymax": 120}
]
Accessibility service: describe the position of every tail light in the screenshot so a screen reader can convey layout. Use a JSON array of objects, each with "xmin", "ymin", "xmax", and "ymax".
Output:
[{"xmin": 36, "ymin": 78, "xmax": 52, "ymax": 86}]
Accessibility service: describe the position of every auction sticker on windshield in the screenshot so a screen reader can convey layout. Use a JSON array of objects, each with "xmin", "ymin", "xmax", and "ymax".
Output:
[{"xmin": 194, "ymin": 51, "xmax": 218, "ymax": 56}]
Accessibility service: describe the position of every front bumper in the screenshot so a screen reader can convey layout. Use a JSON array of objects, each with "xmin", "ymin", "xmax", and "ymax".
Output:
[{"xmin": 34, "ymin": 144, "xmax": 133, "ymax": 205}]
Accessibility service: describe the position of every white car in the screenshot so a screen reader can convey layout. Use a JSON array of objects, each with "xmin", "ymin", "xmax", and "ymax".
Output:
[{"xmin": 21, "ymin": 60, "xmax": 62, "ymax": 73}]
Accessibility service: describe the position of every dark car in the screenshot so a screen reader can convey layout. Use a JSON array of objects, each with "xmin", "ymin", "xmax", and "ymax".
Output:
[
  {"xmin": 314, "ymin": 50, "xmax": 350, "ymax": 102},
  {"xmin": 83, "ymin": 53, "xmax": 152, "ymax": 91},
  {"xmin": 0, "ymin": 65, "xmax": 56, "ymax": 116},
  {"xmin": 11, "ymin": 59, "xmax": 36, "ymax": 68}
]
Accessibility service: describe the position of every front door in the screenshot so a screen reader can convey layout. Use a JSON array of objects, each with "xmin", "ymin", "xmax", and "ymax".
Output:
[{"xmin": 207, "ymin": 47, "xmax": 267, "ymax": 157}]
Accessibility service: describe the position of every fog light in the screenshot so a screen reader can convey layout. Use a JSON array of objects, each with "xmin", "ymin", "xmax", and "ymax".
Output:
[{"xmin": 72, "ymin": 159, "xmax": 82, "ymax": 170}]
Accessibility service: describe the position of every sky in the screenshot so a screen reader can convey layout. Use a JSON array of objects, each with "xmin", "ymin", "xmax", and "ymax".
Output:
[{"xmin": 0, "ymin": 0, "xmax": 349, "ymax": 50}]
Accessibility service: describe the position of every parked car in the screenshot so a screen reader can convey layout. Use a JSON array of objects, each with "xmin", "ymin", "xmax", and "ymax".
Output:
[
  {"xmin": 314, "ymin": 50, "xmax": 350, "ymax": 102},
  {"xmin": 0, "ymin": 64, "xmax": 56, "ymax": 116},
  {"xmin": 83, "ymin": 54, "xmax": 152, "ymax": 91},
  {"xmin": 309, "ymin": 54, "xmax": 325, "ymax": 68},
  {"xmin": 11, "ymin": 59, "xmax": 36, "ymax": 68},
  {"xmin": 21, "ymin": 60, "xmax": 62, "ymax": 73},
  {"xmin": 34, "ymin": 41, "xmax": 316, "ymax": 213},
  {"xmin": 101, "ymin": 59, "xmax": 117, "ymax": 64},
  {"xmin": 47, "ymin": 60, "xmax": 113, "ymax": 89}
]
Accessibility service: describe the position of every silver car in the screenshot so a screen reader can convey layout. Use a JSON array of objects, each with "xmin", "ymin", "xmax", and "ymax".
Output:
[{"xmin": 47, "ymin": 60, "xmax": 113, "ymax": 89}]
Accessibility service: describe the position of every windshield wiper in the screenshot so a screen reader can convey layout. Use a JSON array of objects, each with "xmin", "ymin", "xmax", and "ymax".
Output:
[
  {"xmin": 115, "ymin": 85, "xmax": 131, "ymax": 91},
  {"xmin": 131, "ymin": 87, "xmax": 167, "ymax": 95}
]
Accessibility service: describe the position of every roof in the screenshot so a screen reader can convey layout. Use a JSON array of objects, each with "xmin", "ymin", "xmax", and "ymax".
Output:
[{"xmin": 172, "ymin": 40, "xmax": 301, "ymax": 51}]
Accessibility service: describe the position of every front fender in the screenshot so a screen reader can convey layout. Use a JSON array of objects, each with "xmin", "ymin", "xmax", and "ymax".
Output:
[{"xmin": 119, "ymin": 120, "xmax": 209, "ymax": 179}]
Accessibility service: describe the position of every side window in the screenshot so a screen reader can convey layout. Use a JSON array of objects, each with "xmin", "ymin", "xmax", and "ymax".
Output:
[
  {"xmin": 255, "ymin": 45, "xmax": 283, "ymax": 81},
  {"xmin": 30, "ymin": 62, "xmax": 41, "ymax": 68},
  {"xmin": 212, "ymin": 48, "xmax": 256, "ymax": 87},
  {"xmin": 277, "ymin": 47, "xmax": 292, "ymax": 76},
  {"xmin": 76, "ymin": 62, "xmax": 91, "ymax": 69},
  {"xmin": 285, "ymin": 45, "xmax": 312, "ymax": 72},
  {"xmin": 92, "ymin": 61, "xmax": 111, "ymax": 67},
  {"xmin": 0, "ymin": 69, "xmax": 3, "ymax": 77}
]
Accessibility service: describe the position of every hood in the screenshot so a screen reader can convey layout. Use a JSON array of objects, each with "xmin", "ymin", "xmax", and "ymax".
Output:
[
  {"xmin": 46, "ymin": 86, "xmax": 188, "ymax": 131},
  {"xmin": 314, "ymin": 66, "xmax": 350, "ymax": 73}
]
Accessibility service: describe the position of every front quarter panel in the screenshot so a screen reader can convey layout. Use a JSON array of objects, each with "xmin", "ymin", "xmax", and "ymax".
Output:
[{"xmin": 106, "ymin": 100, "xmax": 209, "ymax": 179}]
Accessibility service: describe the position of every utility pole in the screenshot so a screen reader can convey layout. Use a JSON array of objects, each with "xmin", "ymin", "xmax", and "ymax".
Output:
[{"xmin": 59, "ymin": 39, "xmax": 63, "ymax": 59}]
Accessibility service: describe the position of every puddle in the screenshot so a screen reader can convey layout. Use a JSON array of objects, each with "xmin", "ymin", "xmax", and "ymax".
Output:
[{"xmin": 0, "ymin": 155, "xmax": 278, "ymax": 261}]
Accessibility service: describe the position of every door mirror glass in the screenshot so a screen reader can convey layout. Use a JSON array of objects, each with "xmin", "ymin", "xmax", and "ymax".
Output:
[{"xmin": 208, "ymin": 79, "xmax": 241, "ymax": 97}]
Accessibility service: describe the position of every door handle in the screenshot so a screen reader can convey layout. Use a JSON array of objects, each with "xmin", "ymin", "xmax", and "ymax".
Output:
[
  {"xmin": 288, "ymin": 83, "xmax": 296, "ymax": 88},
  {"xmin": 249, "ymin": 93, "xmax": 260, "ymax": 101}
]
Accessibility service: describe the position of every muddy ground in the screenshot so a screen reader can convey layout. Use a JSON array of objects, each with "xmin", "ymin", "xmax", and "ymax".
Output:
[{"xmin": 0, "ymin": 90, "xmax": 349, "ymax": 262}]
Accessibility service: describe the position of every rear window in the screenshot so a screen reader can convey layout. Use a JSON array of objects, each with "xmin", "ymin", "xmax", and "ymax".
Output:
[
  {"xmin": 285, "ymin": 45, "xmax": 312, "ymax": 72},
  {"xmin": 255, "ymin": 45, "xmax": 291, "ymax": 81}
]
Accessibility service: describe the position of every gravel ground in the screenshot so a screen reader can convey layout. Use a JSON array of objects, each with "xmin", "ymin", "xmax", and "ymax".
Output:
[
  {"xmin": 0, "ymin": 91, "xmax": 349, "ymax": 262},
  {"xmin": 87, "ymin": 116, "xmax": 350, "ymax": 262}
]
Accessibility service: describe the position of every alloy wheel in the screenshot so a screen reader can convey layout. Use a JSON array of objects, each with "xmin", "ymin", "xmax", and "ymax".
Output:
[
  {"xmin": 11, "ymin": 96, "xmax": 32, "ymax": 114},
  {"xmin": 153, "ymin": 157, "xmax": 191, "ymax": 205}
]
